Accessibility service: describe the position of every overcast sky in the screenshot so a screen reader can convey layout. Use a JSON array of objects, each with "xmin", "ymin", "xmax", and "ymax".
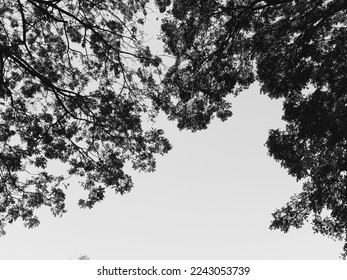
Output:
[
  {"xmin": 0, "ymin": 83, "xmax": 344, "ymax": 260},
  {"xmin": 0, "ymin": 4, "xmax": 344, "ymax": 260}
]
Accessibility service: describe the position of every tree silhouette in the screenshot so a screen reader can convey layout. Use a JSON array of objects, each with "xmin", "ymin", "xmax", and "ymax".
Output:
[
  {"xmin": 159, "ymin": 0, "xmax": 347, "ymax": 257},
  {"xmin": 2, "ymin": 0, "xmax": 347, "ymax": 259},
  {"xmin": 0, "ymin": 0, "xmax": 171, "ymax": 234},
  {"xmin": 77, "ymin": 254, "xmax": 90, "ymax": 260}
]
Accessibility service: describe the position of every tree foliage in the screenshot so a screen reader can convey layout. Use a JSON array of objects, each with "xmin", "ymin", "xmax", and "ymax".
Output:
[
  {"xmin": 2, "ymin": 0, "xmax": 347, "ymax": 259},
  {"xmin": 77, "ymin": 254, "xmax": 90, "ymax": 260},
  {"xmin": 0, "ymin": 0, "xmax": 172, "ymax": 235},
  {"xmin": 159, "ymin": 0, "xmax": 347, "ymax": 257}
]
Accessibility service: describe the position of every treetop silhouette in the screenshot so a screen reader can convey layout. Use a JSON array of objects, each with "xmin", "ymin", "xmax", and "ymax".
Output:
[
  {"xmin": 159, "ymin": 0, "xmax": 347, "ymax": 258},
  {"xmin": 2, "ymin": 0, "xmax": 347, "ymax": 258}
]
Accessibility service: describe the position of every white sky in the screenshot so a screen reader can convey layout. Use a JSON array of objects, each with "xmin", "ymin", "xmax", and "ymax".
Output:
[
  {"xmin": 0, "ymin": 3, "xmax": 344, "ymax": 260},
  {"xmin": 0, "ymin": 83, "xmax": 344, "ymax": 260}
]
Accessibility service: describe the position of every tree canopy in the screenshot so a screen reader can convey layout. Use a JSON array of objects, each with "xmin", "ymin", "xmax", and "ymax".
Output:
[
  {"xmin": 159, "ymin": 0, "xmax": 347, "ymax": 257},
  {"xmin": 1, "ymin": 0, "xmax": 347, "ymax": 258},
  {"xmin": 0, "ymin": 0, "xmax": 172, "ymax": 234}
]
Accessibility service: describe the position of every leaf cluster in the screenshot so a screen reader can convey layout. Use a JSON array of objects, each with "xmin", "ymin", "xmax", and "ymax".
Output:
[
  {"xmin": 0, "ymin": 0, "xmax": 171, "ymax": 234},
  {"xmin": 159, "ymin": 0, "xmax": 347, "ymax": 257}
]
